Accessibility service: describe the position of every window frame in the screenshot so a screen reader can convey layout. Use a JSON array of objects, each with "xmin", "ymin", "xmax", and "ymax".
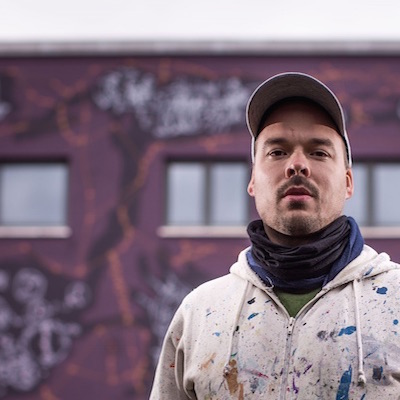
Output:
[
  {"xmin": 160, "ymin": 159, "xmax": 250, "ymax": 238},
  {"xmin": 0, "ymin": 161, "xmax": 71, "ymax": 239}
]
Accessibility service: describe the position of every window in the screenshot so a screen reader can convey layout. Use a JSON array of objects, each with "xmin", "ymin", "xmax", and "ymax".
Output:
[
  {"xmin": 0, "ymin": 162, "xmax": 70, "ymax": 238},
  {"xmin": 165, "ymin": 161, "xmax": 249, "ymax": 229},
  {"xmin": 343, "ymin": 164, "xmax": 368, "ymax": 226},
  {"xmin": 344, "ymin": 162, "xmax": 400, "ymax": 229}
]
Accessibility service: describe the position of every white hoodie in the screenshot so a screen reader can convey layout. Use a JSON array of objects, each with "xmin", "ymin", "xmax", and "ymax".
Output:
[{"xmin": 150, "ymin": 245, "xmax": 400, "ymax": 399}]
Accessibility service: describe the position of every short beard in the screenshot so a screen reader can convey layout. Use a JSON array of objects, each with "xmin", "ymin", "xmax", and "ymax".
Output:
[
  {"xmin": 278, "ymin": 214, "xmax": 321, "ymax": 236},
  {"xmin": 274, "ymin": 176, "xmax": 322, "ymax": 236}
]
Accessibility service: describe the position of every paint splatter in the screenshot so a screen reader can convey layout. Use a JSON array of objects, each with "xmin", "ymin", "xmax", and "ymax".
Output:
[
  {"xmin": 248, "ymin": 312, "xmax": 259, "ymax": 320},
  {"xmin": 338, "ymin": 326, "xmax": 356, "ymax": 336},
  {"xmin": 249, "ymin": 376, "xmax": 259, "ymax": 393},
  {"xmin": 200, "ymin": 353, "xmax": 216, "ymax": 370},
  {"xmin": 224, "ymin": 359, "xmax": 244, "ymax": 398},
  {"xmin": 247, "ymin": 297, "xmax": 256, "ymax": 304},
  {"xmin": 394, "ymin": 319, "xmax": 399, "ymax": 325},
  {"xmin": 372, "ymin": 366, "xmax": 383, "ymax": 381},
  {"xmin": 336, "ymin": 365, "xmax": 352, "ymax": 400},
  {"xmin": 317, "ymin": 330, "xmax": 328, "ymax": 340},
  {"xmin": 303, "ymin": 364, "xmax": 312, "ymax": 374},
  {"xmin": 213, "ymin": 332, "xmax": 221, "ymax": 337},
  {"xmin": 376, "ymin": 287, "xmax": 388, "ymax": 295},
  {"xmin": 364, "ymin": 266, "xmax": 373, "ymax": 276},
  {"xmin": 253, "ymin": 370, "xmax": 269, "ymax": 379},
  {"xmin": 292, "ymin": 374, "xmax": 299, "ymax": 394}
]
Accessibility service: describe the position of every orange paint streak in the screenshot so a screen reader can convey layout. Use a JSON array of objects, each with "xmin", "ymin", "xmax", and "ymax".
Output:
[
  {"xmin": 108, "ymin": 251, "xmax": 134, "ymax": 326},
  {"xmin": 200, "ymin": 353, "xmax": 216, "ymax": 370}
]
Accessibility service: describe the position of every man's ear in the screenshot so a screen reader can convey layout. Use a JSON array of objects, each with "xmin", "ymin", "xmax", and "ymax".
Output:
[
  {"xmin": 247, "ymin": 170, "xmax": 255, "ymax": 197},
  {"xmin": 345, "ymin": 168, "xmax": 354, "ymax": 200}
]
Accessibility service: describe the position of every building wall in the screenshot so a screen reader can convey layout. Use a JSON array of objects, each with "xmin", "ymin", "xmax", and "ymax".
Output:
[{"xmin": 0, "ymin": 53, "xmax": 400, "ymax": 399}]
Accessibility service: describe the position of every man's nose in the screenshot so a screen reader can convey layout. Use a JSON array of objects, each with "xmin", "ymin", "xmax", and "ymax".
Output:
[{"xmin": 285, "ymin": 155, "xmax": 310, "ymax": 178}]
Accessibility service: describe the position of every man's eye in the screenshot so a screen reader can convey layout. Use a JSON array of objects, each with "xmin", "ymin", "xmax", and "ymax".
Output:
[
  {"xmin": 312, "ymin": 150, "xmax": 329, "ymax": 157},
  {"xmin": 269, "ymin": 150, "xmax": 286, "ymax": 157}
]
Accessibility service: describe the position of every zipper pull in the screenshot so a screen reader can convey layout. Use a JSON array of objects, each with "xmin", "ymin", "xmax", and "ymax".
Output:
[{"xmin": 287, "ymin": 317, "xmax": 295, "ymax": 335}]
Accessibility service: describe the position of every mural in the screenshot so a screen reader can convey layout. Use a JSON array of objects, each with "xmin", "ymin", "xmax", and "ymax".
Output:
[
  {"xmin": 0, "ymin": 55, "xmax": 400, "ymax": 399},
  {"xmin": 93, "ymin": 68, "xmax": 250, "ymax": 138},
  {"xmin": 0, "ymin": 59, "xmax": 254, "ymax": 399},
  {"xmin": 0, "ymin": 261, "xmax": 89, "ymax": 396}
]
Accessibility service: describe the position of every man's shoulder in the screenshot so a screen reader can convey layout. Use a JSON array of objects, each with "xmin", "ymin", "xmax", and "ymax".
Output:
[
  {"xmin": 186, "ymin": 248, "xmax": 252, "ymax": 298},
  {"xmin": 354, "ymin": 245, "xmax": 400, "ymax": 276},
  {"xmin": 189, "ymin": 272, "xmax": 244, "ymax": 297},
  {"xmin": 172, "ymin": 272, "xmax": 247, "ymax": 323},
  {"xmin": 358, "ymin": 247, "xmax": 400, "ymax": 288}
]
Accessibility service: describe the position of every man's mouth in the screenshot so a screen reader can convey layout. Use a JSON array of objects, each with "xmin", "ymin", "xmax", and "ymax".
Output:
[
  {"xmin": 277, "ymin": 176, "xmax": 318, "ymax": 202},
  {"xmin": 283, "ymin": 186, "xmax": 313, "ymax": 200},
  {"xmin": 284, "ymin": 187, "xmax": 312, "ymax": 196}
]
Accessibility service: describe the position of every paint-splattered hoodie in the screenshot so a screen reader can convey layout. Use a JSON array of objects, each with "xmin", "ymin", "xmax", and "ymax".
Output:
[{"xmin": 150, "ymin": 245, "xmax": 400, "ymax": 399}]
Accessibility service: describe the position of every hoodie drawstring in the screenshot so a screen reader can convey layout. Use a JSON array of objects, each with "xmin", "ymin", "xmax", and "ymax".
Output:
[{"xmin": 352, "ymin": 278, "xmax": 367, "ymax": 386}]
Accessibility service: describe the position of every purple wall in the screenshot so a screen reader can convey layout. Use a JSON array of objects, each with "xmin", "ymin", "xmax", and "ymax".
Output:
[{"xmin": 0, "ymin": 54, "xmax": 400, "ymax": 399}]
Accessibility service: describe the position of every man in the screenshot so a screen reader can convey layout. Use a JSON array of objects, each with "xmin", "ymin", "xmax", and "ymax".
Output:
[{"xmin": 150, "ymin": 72, "xmax": 400, "ymax": 399}]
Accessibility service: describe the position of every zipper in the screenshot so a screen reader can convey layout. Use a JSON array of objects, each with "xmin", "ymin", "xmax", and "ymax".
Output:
[
  {"xmin": 287, "ymin": 317, "xmax": 295, "ymax": 336},
  {"xmin": 275, "ymin": 290, "xmax": 330, "ymax": 400},
  {"xmin": 279, "ymin": 316, "xmax": 296, "ymax": 400},
  {"xmin": 276, "ymin": 291, "xmax": 329, "ymax": 400}
]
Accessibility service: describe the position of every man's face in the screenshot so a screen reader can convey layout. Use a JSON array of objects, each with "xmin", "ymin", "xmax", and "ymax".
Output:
[{"xmin": 247, "ymin": 99, "xmax": 353, "ymax": 245}]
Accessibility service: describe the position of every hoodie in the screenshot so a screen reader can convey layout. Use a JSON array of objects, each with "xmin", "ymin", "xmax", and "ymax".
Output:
[{"xmin": 150, "ymin": 245, "xmax": 400, "ymax": 399}]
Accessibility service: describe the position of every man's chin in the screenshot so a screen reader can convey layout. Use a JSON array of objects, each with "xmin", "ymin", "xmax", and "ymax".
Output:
[
  {"xmin": 286, "ymin": 201, "xmax": 311, "ymax": 211},
  {"xmin": 279, "ymin": 214, "xmax": 321, "ymax": 236}
]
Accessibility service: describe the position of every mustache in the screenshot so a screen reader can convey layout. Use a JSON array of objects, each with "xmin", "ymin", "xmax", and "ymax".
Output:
[{"xmin": 276, "ymin": 176, "xmax": 319, "ymax": 199}]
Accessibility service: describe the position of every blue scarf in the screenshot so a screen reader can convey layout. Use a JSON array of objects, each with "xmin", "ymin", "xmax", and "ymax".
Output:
[{"xmin": 246, "ymin": 216, "xmax": 364, "ymax": 293}]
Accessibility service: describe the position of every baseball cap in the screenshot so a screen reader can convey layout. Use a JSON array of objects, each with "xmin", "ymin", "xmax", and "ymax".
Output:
[{"xmin": 246, "ymin": 72, "xmax": 352, "ymax": 166}]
